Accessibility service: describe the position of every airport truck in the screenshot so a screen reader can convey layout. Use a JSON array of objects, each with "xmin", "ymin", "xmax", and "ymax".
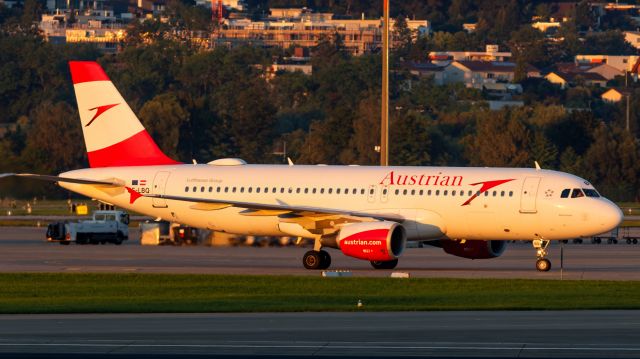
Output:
[{"xmin": 46, "ymin": 210, "xmax": 130, "ymax": 245}]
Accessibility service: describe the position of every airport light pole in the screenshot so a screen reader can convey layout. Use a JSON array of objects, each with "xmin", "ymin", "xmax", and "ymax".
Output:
[{"xmin": 380, "ymin": 0, "xmax": 389, "ymax": 166}]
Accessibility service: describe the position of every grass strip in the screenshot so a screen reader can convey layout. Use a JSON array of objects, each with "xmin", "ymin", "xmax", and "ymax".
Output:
[{"xmin": 1, "ymin": 273, "xmax": 639, "ymax": 313}]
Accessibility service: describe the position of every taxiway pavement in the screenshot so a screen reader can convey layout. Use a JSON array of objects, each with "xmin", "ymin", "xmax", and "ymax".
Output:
[
  {"xmin": 1, "ymin": 227, "xmax": 639, "ymax": 280},
  {"xmin": 0, "ymin": 311, "xmax": 639, "ymax": 358}
]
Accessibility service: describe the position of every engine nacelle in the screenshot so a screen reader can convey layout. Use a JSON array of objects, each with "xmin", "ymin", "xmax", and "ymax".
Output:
[
  {"xmin": 441, "ymin": 239, "xmax": 507, "ymax": 259},
  {"xmin": 337, "ymin": 221, "xmax": 406, "ymax": 261}
]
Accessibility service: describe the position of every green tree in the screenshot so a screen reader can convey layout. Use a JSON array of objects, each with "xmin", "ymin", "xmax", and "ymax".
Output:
[
  {"xmin": 464, "ymin": 109, "xmax": 532, "ymax": 167},
  {"xmin": 139, "ymin": 93, "xmax": 189, "ymax": 160}
]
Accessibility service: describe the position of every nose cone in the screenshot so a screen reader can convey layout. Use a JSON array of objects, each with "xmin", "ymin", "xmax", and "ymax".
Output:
[{"xmin": 600, "ymin": 200, "xmax": 624, "ymax": 232}]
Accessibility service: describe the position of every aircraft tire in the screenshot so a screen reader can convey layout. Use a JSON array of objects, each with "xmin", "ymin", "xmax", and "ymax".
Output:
[
  {"xmin": 536, "ymin": 258, "xmax": 551, "ymax": 272},
  {"xmin": 303, "ymin": 251, "xmax": 322, "ymax": 269},
  {"xmin": 318, "ymin": 250, "xmax": 331, "ymax": 269},
  {"xmin": 370, "ymin": 259, "xmax": 398, "ymax": 270}
]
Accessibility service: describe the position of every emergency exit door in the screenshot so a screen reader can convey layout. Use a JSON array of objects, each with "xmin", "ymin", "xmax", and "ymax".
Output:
[{"xmin": 520, "ymin": 177, "xmax": 541, "ymax": 213}]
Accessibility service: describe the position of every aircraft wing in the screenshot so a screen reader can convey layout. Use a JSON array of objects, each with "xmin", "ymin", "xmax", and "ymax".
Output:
[
  {"xmin": 144, "ymin": 193, "xmax": 403, "ymax": 224},
  {"xmin": 0, "ymin": 173, "xmax": 123, "ymax": 186}
]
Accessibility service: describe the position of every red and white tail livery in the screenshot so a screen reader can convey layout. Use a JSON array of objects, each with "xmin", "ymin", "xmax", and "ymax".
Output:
[
  {"xmin": 1, "ymin": 61, "xmax": 624, "ymax": 272},
  {"xmin": 70, "ymin": 61, "xmax": 177, "ymax": 168}
]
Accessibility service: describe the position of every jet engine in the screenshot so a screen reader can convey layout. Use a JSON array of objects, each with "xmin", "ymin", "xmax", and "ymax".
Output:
[
  {"xmin": 336, "ymin": 221, "xmax": 406, "ymax": 261},
  {"xmin": 440, "ymin": 239, "xmax": 507, "ymax": 259}
]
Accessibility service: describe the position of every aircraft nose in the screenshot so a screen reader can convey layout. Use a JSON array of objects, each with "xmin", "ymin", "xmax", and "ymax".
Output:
[{"xmin": 600, "ymin": 201, "xmax": 623, "ymax": 231}]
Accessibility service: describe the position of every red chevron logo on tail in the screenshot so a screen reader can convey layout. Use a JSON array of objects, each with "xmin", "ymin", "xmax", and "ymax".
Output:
[{"xmin": 86, "ymin": 103, "xmax": 119, "ymax": 127}]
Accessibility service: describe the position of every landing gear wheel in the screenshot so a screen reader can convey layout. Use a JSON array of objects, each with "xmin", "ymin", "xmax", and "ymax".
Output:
[
  {"xmin": 370, "ymin": 259, "xmax": 398, "ymax": 270},
  {"xmin": 303, "ymin": 250, "xmax": 322, "ymax": 269},
  {"xmin": 59, "ymin": 241, "xmax": 70, "ymax": 245},
  {"xmin": 536, "ymin": 258, "xmax": 551, "ymax": 272},
  {"xmin": 318, "ymin": 250, "xmax": 331, "ymax": 269}
]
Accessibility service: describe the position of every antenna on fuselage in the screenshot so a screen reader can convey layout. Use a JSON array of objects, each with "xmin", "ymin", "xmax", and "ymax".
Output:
[{"xmin": 534, "ymin": 161, "xmax": 541, "ymax": 171}]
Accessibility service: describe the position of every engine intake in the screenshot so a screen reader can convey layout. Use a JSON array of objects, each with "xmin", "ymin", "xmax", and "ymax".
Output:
[
  {"xmin": 337, "ymin": 221, "xmax": 406, "ymax": 261},
  {"xmin": 441, "ymin": 239, "xmax": 507, "ymax": 259}
]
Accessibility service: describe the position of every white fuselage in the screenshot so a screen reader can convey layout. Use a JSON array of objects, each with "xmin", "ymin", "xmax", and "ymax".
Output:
[{"xmin": 59, "ymin": 164, "xmax": 623, "ymax": 242}]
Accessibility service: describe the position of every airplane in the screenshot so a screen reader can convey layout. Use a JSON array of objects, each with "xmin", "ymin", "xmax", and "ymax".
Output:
[{"xmin": 1, "ymin": 61, "xmax": 624, "ymax": 272}]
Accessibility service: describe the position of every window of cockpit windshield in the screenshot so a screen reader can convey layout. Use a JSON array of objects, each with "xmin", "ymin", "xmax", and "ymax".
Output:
[
  {"xmin": 571, "ymin": 188, "xmax": 584, "ymax": 198},
  {"xmin": 560, "ymin": 189, "xmax": 570, "ymax": 198},
  {"xmin": 583, "ymin": 189, "xmax": 600, "ymax": 198}
]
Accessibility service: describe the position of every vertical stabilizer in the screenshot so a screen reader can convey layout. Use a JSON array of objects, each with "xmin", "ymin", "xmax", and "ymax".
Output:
[{"xmin": 69, "ymin": 61, "xmax": 179, "ymax": 168}]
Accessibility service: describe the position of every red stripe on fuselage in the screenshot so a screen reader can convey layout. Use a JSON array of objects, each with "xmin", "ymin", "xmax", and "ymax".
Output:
[
  {"xmin": 69, "ymin": 61, "xmax": 110, "ymax": 84},
  {"xmin": 87, "ymin": 130, "xmax": 180, "ymax": 168}
]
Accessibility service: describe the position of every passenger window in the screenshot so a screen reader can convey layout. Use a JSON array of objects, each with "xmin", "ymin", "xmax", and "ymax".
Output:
[
  {"xmin": 320, "ymin": 188, "xmax": 325, "ymax": 194},
  {"xmin": 492, "ymin": 191, "xmax": 496, "ymax": 196},
  {"xmin": 419, "ymin": 190, "xmax": 423, "ymax": 195},
  {"xmin": 452, "ymin": 190, "xmax": 456, "ymax": 196},
  {"xmin": 185, "ymin": 186, "xmax": 189, "ymax": 192},
  {"xmin": 232, "ymin": 187, "xmax": 236, "ymax": 193},
  {"xmin": 352, "ymin": 188, "xmax": 357, "ymax": 194},
  {"xmin": 288, "ymin": 188, "xmax": 293, "ymax": 193},
  {"xmin": 561, "ymin": 189, "xmax": 570, "ymax": 198},
  {"xmin": 468, "ymin": 190, "xmax": 472, "ymax": 196},
  {"xmin": 484, "ymin": 191, "xmax": 488, "ymax": 197},
  {"xmin": 509, "ymin": 191, "xmax": 513, "ymax": 197},
  {"xmin": 280, "ymin": 188, "xmax": 284, "ymax": 193},
  {"xmin": 435, "ymin": 190, "xmax": 440, "ymax": 196},
  {"xmin": 500, "ymin": 191, "xmax": 505, "ymax": 197},
  {"xmin": 344, "ymin": 188, "xmax": 349, "ymax": 194},
  {"xmin": 411, "ymin": 189, "xmax": 415, "ymax": 195},
  {"xmin": 256, "ymin": 187, "xmax": 260, "ymax": 193},
  {"xmin": 264, "ymin": 187, "xmax": 268, "ymax": 193},
  {"xmin": 395, "ymin": 189, "xmax": 399, "ymax": 195},
  {"xmin": 201, "ymin": 186, "xmax": 205, "ymax": 192},
  {"xmin": 248, "ymin": 187, "xmax": 252, "ymax": 193},
  {"xmin": 571, "ymin": 188, "xmax": 584, "ymax": 198},
  {"xmin": 337, "ymin": 188, "xmax": 341, "ymax": 194},
  {"xmin": 383, "ymin": 189, "xmax": 388, "ymax": 195},
  {"xmin": 312, "ymin": 188, "xmax": 317, "ymax": 194},
  {"xmin": 296, "ymin": 188, "xmax": 301, "ymax": 194},
  {"xmin": 240, "ymin": 187, "xmax": 244, "ymax": 193},
  {"xmin": 192, "ymin": 186, "xmax": 197, "ymax": 192},
  {"xmin": 328, "ymin": 188, "xmax": 333, "ymax": 194},
  {"xmin": 304, "ymin": 188, "xmax": 308, "ymax": 194},
  {"xmin": 360, "ymin": 189, "xmax": 365, "ymax": 195},
  {"xmin": 403, "ymin": 189, "xmax": 408, "ymax": 195},
  {"xmin": 217, "ymin": 187, "xmax": 221, "ymax": 193},
  {"xmin": 272, "ymin": 187, "xmax": 277, "ymax": 193},
  {"xmin": 444, "ymin": 190, "xmax": 448, "ymax": 196},
  {"xmin": 369, "ymin": 188, "xmax": 374, "ymax": 195},
  {"xmin": 428, "ymin": 190, "xmax": 432, "ymax": 196},
  {"xmin": 224, "ymin": 187, "xmax": 229, "ymax": 193},
  {"xmin": 209, "ymin": 187, "xmax": 213, "ymax": 192}
]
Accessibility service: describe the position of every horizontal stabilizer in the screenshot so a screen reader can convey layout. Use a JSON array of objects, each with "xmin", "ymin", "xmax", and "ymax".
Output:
[{"xmin": 0, "ymin": 173, "xmax": 123, "ymax": 186}]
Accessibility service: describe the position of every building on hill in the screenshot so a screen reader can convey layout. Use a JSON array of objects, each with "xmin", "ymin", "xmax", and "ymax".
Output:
[
  {"xmin": 428, "ymin": 45, "xmax": 511, "ymax": 64},
  {"xmin": 212, "ymin": 9, "xmax": 429, "ymax": 56},
  {"xmin": 545, "ymin": 71, "xmax": 607, "ymax": 89},
  {"xmin": 601, "ymin": 88, "xmax": 632, "ymax": 103},
  {"xmin": 442, "ymin": 61, "xmax": 517, "ymax": 89}
]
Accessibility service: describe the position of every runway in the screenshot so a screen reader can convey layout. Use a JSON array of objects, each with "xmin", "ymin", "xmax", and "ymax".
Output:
[
  {"xmin": 1, "ymin": 227, "xmax": 639, "ymax": 280},
  {"xmin": 0, "ymin": 311, "xmax": 639, "ymax": 358}
]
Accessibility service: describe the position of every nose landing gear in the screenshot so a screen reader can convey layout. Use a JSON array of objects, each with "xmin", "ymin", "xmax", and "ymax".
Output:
[{"xmin": 533, "ymin": 239, "xmax": 551, "ymax": 272}]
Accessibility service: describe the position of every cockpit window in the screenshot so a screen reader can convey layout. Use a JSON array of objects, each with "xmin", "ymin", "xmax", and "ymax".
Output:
[
  {"xmin": 560, "ymin": 189, "xmax": 570, "ymax": 198},
  {"xmin": 583, "ymin": 189, "xmax": 600, "ymax": 198},
  {"xmin": 571, "ymin": 188, "xmax": 584, "ymax": 198}
]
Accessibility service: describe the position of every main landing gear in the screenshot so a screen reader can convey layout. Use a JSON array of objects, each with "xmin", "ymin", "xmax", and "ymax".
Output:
[
  {"xmin": 302, "ymin": 239, "xmax": 331, "ymax": 269},
  {"xmin": 533, "ymin": 239, "xmax": 551, "ymax": 272},
  {"xmin": 303, "ymin": 250, "xmax": 331, "ymax": 269}
]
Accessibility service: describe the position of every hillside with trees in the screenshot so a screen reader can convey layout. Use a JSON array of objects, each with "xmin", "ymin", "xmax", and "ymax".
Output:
[{"xmin": 0, "ymin": 0, "xmax": 639, "ymax": 201}]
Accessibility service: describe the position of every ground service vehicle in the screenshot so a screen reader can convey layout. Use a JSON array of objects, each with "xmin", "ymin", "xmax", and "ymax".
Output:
[
  {"xmin": 46, "ymin": 210, "xmax": 130, "ymax": 245},
  {"xmin": 4, "ymin": 61, "xmax": 624, "ymax": 271}
]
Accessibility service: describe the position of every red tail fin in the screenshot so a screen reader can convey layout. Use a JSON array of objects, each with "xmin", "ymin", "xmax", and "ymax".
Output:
[{"xmin": 69, "ymin": 61, "xmax": 180, "ymax": 168}]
